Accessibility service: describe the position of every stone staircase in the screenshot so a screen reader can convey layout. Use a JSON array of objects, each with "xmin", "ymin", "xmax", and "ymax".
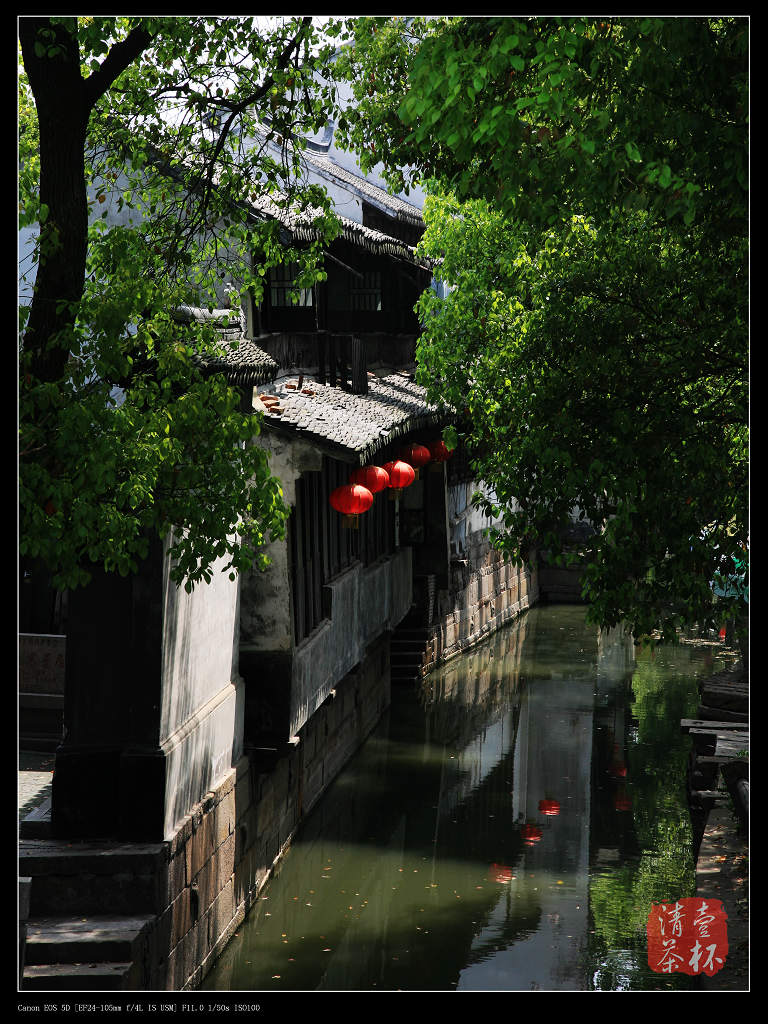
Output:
[
  {"xmin": 19, "ymin": 838, "xmax": 165, "ymax": 990},
  {"xmin": 390, "ymin": 624, "xmax": 431, "ymax": 685}
]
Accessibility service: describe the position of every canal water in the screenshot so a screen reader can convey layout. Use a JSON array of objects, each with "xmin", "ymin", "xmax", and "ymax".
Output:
[{"xmin": 203, "ymin": 604, "xmax": 738, "ymax": 992}]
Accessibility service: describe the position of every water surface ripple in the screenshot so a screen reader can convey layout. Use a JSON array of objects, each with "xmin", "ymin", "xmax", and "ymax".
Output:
[{"xmin": 203, "ymin": 605, "xmax": 736, "ymax": 992}]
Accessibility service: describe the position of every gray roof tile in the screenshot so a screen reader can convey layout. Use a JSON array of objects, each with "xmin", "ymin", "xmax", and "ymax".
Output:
[
  {"xmin": 248, "ymin": 192, "xmax": 431, "ymax": 269},
  {"xmin": 299, "ymin": 151, "xmax": 424, "ymax": 228},
  {"xmin": 257, "ymin": 373, "xmax": 449, "ymax": 464},
  {"xmin": 174, "ymin": 306, "xmax": 279, "ymax": 386}
]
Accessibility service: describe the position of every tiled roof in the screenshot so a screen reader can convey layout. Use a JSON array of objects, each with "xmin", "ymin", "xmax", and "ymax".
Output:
[
  {"xmin": 248, "ymin": 192, "xmax": 431, "ymax": 269},
  {"xmin": 174, "ymin": 306, "xmax": 279, "ymax": 386},
  {"xmin": 256, "ymin": 373, "xmax": 449, "ymax": 464},
  {"xmin": 299, "ymin": 150, "xmax": 424, "ymax": 228}
]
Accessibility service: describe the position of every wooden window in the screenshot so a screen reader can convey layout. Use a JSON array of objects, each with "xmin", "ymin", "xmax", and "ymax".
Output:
[
  {"xmin": 350, "ymin": 270, "xmax": 382, "ymax": 312},
  {"xmin": 269, "ymin": 261, "xmax": 313, "ymax": 307}
]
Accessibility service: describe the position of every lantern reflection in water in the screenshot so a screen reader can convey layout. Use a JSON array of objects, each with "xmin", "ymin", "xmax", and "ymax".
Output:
[
  {"xmin": 538, "ymin": 798, "xmax": 560, "ymax": 817},
  {"xmin": 489, "ymin": 863, "xmax": 515, "ymax": 884},
  {"xmin": 521, "ymin": 824, "xmax": 543, "ymax": 845}
]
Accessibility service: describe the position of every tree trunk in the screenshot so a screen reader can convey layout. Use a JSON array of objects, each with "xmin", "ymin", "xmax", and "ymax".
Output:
[
  {"xmin": 20, "ymin": 18, "xmax": 89, "ymax": 383},
  {"xmin": 20, "ymin": 17, "xmax": 152, "ymax": 383}
]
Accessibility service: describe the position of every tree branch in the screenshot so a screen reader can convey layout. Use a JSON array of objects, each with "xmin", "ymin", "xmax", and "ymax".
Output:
[{"xmin": 82, "ymin": 22, "xmax": 154, "ymax": 113}]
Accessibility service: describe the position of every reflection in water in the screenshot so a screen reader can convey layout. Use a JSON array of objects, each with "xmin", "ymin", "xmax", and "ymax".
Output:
[{"xmin": 203, "ymin": 606, "xmax": 737, "ymax": 992}]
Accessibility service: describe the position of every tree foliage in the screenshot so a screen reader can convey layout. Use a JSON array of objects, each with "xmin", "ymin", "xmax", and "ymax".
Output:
[
  {"xmin": 19, "ymin": 16, "xmax": 343, "ymax": 590},
  {"xmin": 335, "ymin": 16, "xmax": 749, "ymax": 643}
]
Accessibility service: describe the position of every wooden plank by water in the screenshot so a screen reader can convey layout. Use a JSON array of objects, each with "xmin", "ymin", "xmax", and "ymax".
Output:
[{"xmin": 681, "ymin": 719, "xmax": 748, "ymax": 732}]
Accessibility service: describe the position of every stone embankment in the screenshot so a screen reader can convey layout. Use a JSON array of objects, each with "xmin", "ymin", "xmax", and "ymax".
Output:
[{"xmin": 686, "ymin": 664, "xmax": 749, "ymax": 991}]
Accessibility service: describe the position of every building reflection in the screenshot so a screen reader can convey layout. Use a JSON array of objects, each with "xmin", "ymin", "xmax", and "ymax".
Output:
[{"xmin": 204, "ymin": 606, "xmax": 647, "ymax": 992}]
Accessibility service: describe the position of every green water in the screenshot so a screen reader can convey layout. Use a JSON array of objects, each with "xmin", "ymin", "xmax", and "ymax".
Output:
[{"xmin": 202, "ymin": 604, "xmax": 738, "ymax": 992}]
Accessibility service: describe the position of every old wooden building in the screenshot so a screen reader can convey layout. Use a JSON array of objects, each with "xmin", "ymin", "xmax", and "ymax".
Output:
[{"xmin": 19, "ymin": 132, "xmax": 540, "ymax": 991}]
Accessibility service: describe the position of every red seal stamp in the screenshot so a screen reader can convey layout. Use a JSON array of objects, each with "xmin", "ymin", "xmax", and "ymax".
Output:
[{"xmin": 647, "ymin": 898, "xmax": 728, "ymax": 976}]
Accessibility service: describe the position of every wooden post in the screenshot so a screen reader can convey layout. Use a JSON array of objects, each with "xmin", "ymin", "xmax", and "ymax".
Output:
[
  {"xmin": 351, "ymin": 335, "xmax": 368, "ymax": 394},
  {"xmin": 329, "ymin": 334, "xmax": 337, "ymax": 388},
  {"xmin": 317, "ymin": 331, "xmax": 327, "ymax": 385}
]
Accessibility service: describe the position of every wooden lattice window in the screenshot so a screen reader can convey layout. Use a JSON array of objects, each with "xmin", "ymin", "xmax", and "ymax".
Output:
[
  {"xmin": 350, "ymin": 270, "xmax": 382, "ymax": 312},
  {"xmin": 270, "ymin": 261, "xmax": 313, "ymax": 307}
]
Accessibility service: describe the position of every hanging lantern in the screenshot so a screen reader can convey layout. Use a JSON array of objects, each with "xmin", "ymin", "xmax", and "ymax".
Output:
[
  {"xmin": 538, "ymin": 798, "xmax": 560, "ymax": 817},
  {"xmin": 350, "ymin": 464, "xmax": 390, "ymax": 495},
  {"xmin": 383, "ymin": 459, "xmax": 415, "ymax": 496},
  {"xmin": 399, "ymin": 443, "xmax": 431, "ymax": 479},
  {"xmin": 428, "ymin": 439, "xmax": 454, "ymax": 464},
  {"xmin": 521, "ymin": 824, "xmax": 543, "ymax": 845},
  {"xmin": 329, "ymin": 483, "xmax": 374, "ymax": 529}
]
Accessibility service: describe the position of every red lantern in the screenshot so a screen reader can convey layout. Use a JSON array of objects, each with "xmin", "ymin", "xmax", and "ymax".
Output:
[
  {"xmin": 399, "ymin": 443, "xmax": 431, "ymax": 478},
  {"xmin": 329, "ymin": 483, "xmax": 373, "ymax": 528},
  {"xmin": 349, "ymin": 464, "xmax": 390, "ymax": 495},
  {"xmin": 428, "ymin": 439, "xmax": 453, "ymax": 463},
  {"xmin": 614, "ymin": 794, "xmax": 632, "ymax": 812},
  {"xmin": 521, "ymin": 824, "xmax": 543, "ymax": 845},
  {"xmin": 609, "ymin": 761, "xmax": 627, "ymax": 779},
  {"xmin": 538, "ymin": 798, "xmax": 560, "ymax": 817},
  {"xmin": 382, "ymin": 459, "xmax": 415, "ymax": 493}
]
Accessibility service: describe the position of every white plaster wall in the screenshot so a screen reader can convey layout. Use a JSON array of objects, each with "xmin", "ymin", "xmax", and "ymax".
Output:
[
  {"xmin": 160, "ymin": 534, "xmax": 241, "ymax": 738},
  {"xmin": 290, "ymin": 545, "xmax": 412, "ymax": 736},
  {"xmin": 448, "ymin": 479, "xmax": 504, "ymax": 557},
  {"xmin": 328, "ymin": 77, "xmax": 426, "ymax": 209},
  {"xmin": 19, "ymin": 161, "xmax": 246, "ymax": 310},
  {"xmin": 159, "ymin": 532, "xmax": 244, "ymax": 836},
  {"xmin": 238, "ymin": 431, "xmax": 323, "ymax": 652}
]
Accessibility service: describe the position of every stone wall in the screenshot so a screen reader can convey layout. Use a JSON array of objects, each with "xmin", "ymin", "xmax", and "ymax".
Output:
[
  {"xmin": 18, "ymin": 633, "xmax": 65, "ymax": 750},
  {"xmin": 140, "ymin": 633, "xmax": 390, "ymax": 989},
  {"xmin": 537, "ymin": 563, "xmax": 586, "ymax": 603},
  {"xmin": 423, "ymin": 533, "xmax": 540, "ymax": 673}
]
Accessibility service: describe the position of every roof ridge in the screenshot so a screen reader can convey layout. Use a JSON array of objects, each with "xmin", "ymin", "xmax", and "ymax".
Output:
[{"xmin": 301, "ymin": 150, "xmax": 423, "ymax": 225}]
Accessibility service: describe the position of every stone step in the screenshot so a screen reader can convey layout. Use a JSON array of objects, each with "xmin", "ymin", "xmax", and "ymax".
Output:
[
  {"xmin": 20, "ymin": 839, "xmax": 168, "ymax": 917},
  {"xmin": 24, "ymin": 915, "xmax": 154, "ymax": 966},
  {"xmin": 391, "ymin": 639, "xmax": 429, "ymax": 652},
  {"xmin": 20, "ymin": 797, "xmax": 52, "ymax": 839},
  {"xmin": 391, "ymin": 669, "xmax": 421, "ymax": 685},
  {"xmin": 393, "ymin": 628, "xmax": 430, "ymax": 639},
  {"xmin": 696, "ymin": 704, "xmax": 749, "ymax": 723},
  {"xmin": 390, "ymin": 651, "xmax": 424, "ymax": 666},
  {"xmin": 22, "ymin": 961, "xmax": 136, "ymax": 991}
]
